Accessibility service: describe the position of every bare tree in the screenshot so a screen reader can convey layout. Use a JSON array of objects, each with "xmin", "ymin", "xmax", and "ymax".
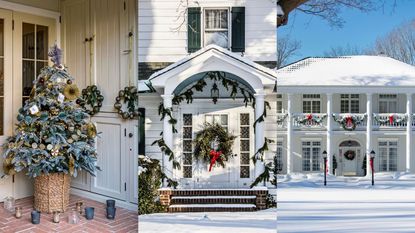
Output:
[
  {"xmin": 323, "ymin": 44, "xmax": 364, "ymax": 57},
  {"xmin": 277, "ymin": 0, "xmax": 395, "ymax": 28},
  {"xmin": 367, "ymin": 20, "xmax": 415, "ymax": 65},
  {"xmin": 277, "ymin": 36, "xmax": 302, "ymax": 68}
]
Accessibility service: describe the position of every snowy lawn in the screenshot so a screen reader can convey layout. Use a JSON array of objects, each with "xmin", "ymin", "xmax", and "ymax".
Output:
[
  {"xmin": 139, "ymin": 208, "xmax": 276, "ymax": 233},
  {"xmin": 278, "ymin": 172, "xmax": 415, "ymax": 232}
]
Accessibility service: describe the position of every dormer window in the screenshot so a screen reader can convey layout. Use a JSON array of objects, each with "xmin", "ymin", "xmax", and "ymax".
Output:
[{"xmin": 204, "ymin": 9, "xmax": 229, "ymax": 48}]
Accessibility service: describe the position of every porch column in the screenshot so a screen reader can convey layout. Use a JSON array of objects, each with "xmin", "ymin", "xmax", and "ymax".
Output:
[
  {"xmin": 326, "ymin": 93, "xmax": 333, "ymax": 175},
  {"xmin": 366, "ymin": 93, "xmax": 373, "ymax": 177},
  {"xmin": 406, "ymin": 93, "xmax": 413, "ymax": 172},
  {"xmin": 161, "ymin": 94, "xmax": 174, "ymax": 186},
  {"xmin": 254, "ymin": 93, "xmax": 266, "ymax": 184},
  {"xmin": 287, "ymin": 93, "xmax": 293, "ymax": 174}
]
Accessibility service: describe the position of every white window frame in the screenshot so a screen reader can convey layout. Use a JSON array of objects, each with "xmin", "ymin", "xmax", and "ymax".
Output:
[
  {"xmin": 340, "ymin": 94, "xmax": 359, "ymax": 113},
  {"xmin": 202, "ymin": 8, "xmax": 230, "ymax": 49},
  {"xmin": 302, "ymin": 94, "xmax": 321, "ymax": 113},
  {"xmin": 182, "ymin": 113, "xmax": 193, "ymax": 178},
  {"xmin": 205, "ymin": 113, "xmax": 229, "ymax": 130},
  {"xmin": 378, "ymin": 140, "xmax": 398, "ymax": 172},
  {"xmin": 302, "ymin": 141, "xmax": 321, "ymax": 172},
  {"xmin": 379, "ymin": 94, "xmax": 398, "ymax": 113}
]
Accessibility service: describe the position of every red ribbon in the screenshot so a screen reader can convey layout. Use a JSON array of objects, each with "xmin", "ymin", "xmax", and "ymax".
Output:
[
  {"xmin": 307, "ymin": 114, "xmax": 313, "ymax": 122},
  {"xmin": 209, "ymin": 150, "xmax": 222, "ymax": 172},
  {"xmin": 370, "ymin": 158, "xmax": 374, "ymax": 173},
  {"xmin": 389, "ymin": 115, "xmax": 394, "ymax": 125}
]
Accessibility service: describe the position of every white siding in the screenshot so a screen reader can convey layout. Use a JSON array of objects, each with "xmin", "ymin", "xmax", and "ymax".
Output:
[{"xmin": 138, "ymin": 0, "xmax": 276, "ymax": 62}]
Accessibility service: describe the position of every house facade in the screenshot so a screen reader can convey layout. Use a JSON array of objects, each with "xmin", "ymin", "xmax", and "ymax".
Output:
[
  {"xmin": 138, "ymin": 0, "xmax": 278, "ymax": 189},
  {"xmin": 276, "ymin": 56, "xmax": 415, "ymax": 177},
  {"xmin": 0, "ymin": 0, "xmax": 138, "ymax": 210}
]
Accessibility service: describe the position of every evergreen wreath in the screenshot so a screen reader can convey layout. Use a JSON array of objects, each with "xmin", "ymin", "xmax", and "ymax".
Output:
[
  {"xmin": 343, "ymin": 150, "xmax": 356, "ymax": 161},
  {"xmin": 333, "ymin": 114, "xmax": 366, "ymax": 131},
  {"xmin": 114, "ymin": 86, "xmax": 139, "ymax": 119},
  {"xmin": 193, "ymin": 123, "xmax": 237, "ymax": 168},
  {"xmin": 77, "ymin": 85, "xmax": 104, "ymax": 116}
]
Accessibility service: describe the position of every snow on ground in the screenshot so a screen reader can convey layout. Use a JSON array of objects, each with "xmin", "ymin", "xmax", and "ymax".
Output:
[
  {"xmin": 139, "ymin": 208, "xmax": 277, "ymax": 233},
  {"xmin": 278, "ymin": 172, "xmax": 415, "ymax": 232}
]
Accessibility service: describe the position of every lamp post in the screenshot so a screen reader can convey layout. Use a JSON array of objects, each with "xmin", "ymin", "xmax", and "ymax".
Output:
[
  {"xmin": 370, "ymin": 150, "xmax": 376, "ymax": 186},
  {"xmin": 322, "ymin": 150, "xmax": 327, "ymax": 186}
]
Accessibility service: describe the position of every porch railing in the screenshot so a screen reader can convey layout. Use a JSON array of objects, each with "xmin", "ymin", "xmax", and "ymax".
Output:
[
  {"xmin": 292, "ymin": 113, "xmax": 327, "ymax": 129},
  {"xmin": 372, "ymin": 113, "xmax": 407, "ymax": 128}
]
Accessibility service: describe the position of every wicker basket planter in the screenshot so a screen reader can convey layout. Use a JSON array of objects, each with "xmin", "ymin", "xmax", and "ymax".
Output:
[{"xmin": 34, "ymin": 173, "xmax": 71, "ymax": 213}]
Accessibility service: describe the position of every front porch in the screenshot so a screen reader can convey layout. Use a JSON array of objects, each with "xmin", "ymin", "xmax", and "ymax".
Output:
[{"xmin": 0, "ymin": 195, "xmax": 138, "ymax": 233}]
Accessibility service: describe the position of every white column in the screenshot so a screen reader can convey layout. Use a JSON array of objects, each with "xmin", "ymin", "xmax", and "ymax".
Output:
[
  {"xmin": 326, "ymin": 93, "xmax": 333, "ymax": 175},
  {"xmin": 366, "ymin": 93, "xmax": 373, "ymax": 177},
  {"xmin": 161, "ymin": 94, "xmax": 174, "ymax": 186},
  {"xmin": 287, "ymin": 94, "xmax": 293, "ymax": 174},
  {"xmin": 406, "ymin": 93, "xmax": 413, "ymax": 172},
  {"xmin": 254, "ymin": 93, "xmax": 266, "ymax": 183}
]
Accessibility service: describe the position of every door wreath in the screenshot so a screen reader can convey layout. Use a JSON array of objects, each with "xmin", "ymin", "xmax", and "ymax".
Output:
[
  {"xmin": 193, "ymin": 123, "xmax": 237, "ymax": 170},
  {"xmin": 343, "ymin": 150, "xmax": 356, "ymax": 161}
]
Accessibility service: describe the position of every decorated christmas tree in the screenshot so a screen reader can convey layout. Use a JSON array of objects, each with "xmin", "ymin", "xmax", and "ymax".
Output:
[{"xmin": 2, "ymin": 45, "xmax": 99, "ymax": 178}]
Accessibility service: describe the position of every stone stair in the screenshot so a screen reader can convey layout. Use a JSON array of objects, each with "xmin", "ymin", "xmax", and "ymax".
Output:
[{"xmin": 159, "ymin": 189, "xmax": 268, "ymax": 212}]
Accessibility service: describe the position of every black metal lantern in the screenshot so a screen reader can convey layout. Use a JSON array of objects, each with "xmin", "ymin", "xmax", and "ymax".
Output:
[{"xmin": 211, "ymin": 82, "xmax": 219, "ymax": 104}]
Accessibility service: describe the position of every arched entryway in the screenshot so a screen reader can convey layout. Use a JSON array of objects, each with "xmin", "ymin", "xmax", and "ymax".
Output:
[{"xmin": 339, "ymin": 140, "xmax": 363, "ymax": 176}]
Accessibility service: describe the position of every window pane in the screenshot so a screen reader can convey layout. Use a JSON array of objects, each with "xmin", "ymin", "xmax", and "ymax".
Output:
[
  {"xmin": 36, "ymin": 61, "xmax": 47, "ymax": 77},
  {"xmin": 302, "ymin": 147, "xmax": 311, "ymax": 171},
  {"xmin": 22, "ymin": 60, "xmax": 35, "ymax": 97},
  {"xmin": 240, "ymin": 153, "xmax": 250, "ymax": 164},
  {"xmin": 22, "ymin": 23, "xmax": 35, "ymax": 59},
  {"xmin": 241, "ymin": 127, "xmax": 249, "ymax": 138},
  {"xmin": 312, "ymin": 101, "xmax": 320, "ymax": 113},
  {"xmin": 303, "ymin": 101, "xmax": 311, "ymax": 113},
  {"xmin": 183, "ymin": 166, "xmax": 192, "ymax": 178},
  {"xmin": 221, "ymin": 114, "xmax": 228, "ymax": 126},
  {"xmin": 205, "ymin": 31, "xmax": 228, "ymax": 48},
  {"xmin": 240, "ymin": 166, "xmax": 249, "ymax": 178},
  {"xmin": 389, "ymin": 101, "xmax": 397, "ymax": 113},
  {"xmin": 36, "ymin": 25, "xmax": 48, "ymax": 60},
  {"xmin": 183, "ymin": 114, "xmax": 192, "ymax": 126},
  {"xmin": 183, "ymin": 127, "xmax": 192, "ymax": 138},
  {"xmin": 389, "ymin": 147, "xmax": 397, "ymax": 171},
  {"xmin": 240, "ymin": 139, "xmax": 249, "ymax": 151},
  {"xmin": 340, "ymin": 100, "xmax": 349, "ymax": 113},
  {"xmin": 351, "ymin": 100, "xmax": 359, "ymax": 113},
  {"xmin": 276, "ymin": 101, "xmax": 283, "ymax": 113},
  {"xmin": 240, "ymin": 113, "xmax": 249, "ymax": 125},
  {"xmin": 379, "ymin": 101, "xmax": 388, "ymax": 113}
]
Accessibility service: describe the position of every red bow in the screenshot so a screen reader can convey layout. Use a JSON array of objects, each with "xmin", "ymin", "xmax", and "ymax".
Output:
[
  {"xmin": 389, "ymin": 115, "xmax": 394, "ymax": 125},
  {"xmin": 307, "ymin": 114, "xmax": 313, "ymax": 122},
  {"xmin": 345, "ymin": 116, "xmax": 353, "ymax": 128},
  {"xmin": 209, "ymin": 150, "xmax": 222, "ymax": 172}
]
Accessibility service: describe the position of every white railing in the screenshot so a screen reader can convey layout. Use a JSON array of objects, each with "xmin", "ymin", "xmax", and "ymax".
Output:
[
  {"xmin": 276, "ymin": 113, "xmax": 288, "ymax": 128},
  {"xmin": 373, "ymin": 113, "xmax": 407, "ymax": 128},
  {"xmin": 292, "ymin": 113, "xmax": 327, "ymax": 129}
]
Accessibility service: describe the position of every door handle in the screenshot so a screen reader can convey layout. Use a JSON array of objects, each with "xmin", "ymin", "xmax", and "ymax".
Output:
[{"xmin": 128, "ymin": 133, "xmax": 133, "ymax": 138}]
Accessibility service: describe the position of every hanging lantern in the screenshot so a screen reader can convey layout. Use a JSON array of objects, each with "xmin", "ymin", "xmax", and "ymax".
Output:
[{"xmin": 211, "ymin": 83, "xmax": 219, "ymax": 104}]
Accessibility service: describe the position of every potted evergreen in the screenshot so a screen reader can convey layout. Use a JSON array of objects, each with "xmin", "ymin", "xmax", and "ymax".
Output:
[{"xmin": 2, "ymin": 45, "xmax": 100, "ymax": 213}]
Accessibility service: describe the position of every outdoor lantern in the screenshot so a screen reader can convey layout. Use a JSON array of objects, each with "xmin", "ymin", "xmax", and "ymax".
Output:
[
  {"xmin": 322, "ymin": 150, "xmax": 327, "ymax": 186},
  {"xmin": 211, "ymin": 83, "xmax": 219, "ymax": 104},
  {"xmin": 370, "ymin": 150, "xmax": 376, "ymax": 186}
]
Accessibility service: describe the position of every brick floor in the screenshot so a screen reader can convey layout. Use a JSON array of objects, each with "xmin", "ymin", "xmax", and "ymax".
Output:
[{"xmin": 0, "ymin": 195, "xmax": 138, "ymax": 233}]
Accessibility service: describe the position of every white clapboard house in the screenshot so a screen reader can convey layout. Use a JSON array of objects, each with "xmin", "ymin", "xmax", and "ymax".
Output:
[
  {"xmin": 0, "ymin": 0, "xmax": 138, "ymax": 210},
  {"xmin": 276, "ymin": 56, "xmax": 415, "ymax": 177},
  {"xmin": 138, "ymin": 0, "xmax": 277, "ymax": 211}
]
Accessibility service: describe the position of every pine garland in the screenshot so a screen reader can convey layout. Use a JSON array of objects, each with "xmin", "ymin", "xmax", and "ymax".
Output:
[
  {"xmin": 151, "ymin": 138, "xmax": 180, "ymax": 169},
  {"xmin": 252, "ymin": 137, "xmax": 275, "ymax": 163},
  {"xmin": 250, "ymin": 161, "xmax": 272, "ymax": 188},
  {"xmin": 253, "ymin": 101, "xmax": 271, "ymax": 131}
]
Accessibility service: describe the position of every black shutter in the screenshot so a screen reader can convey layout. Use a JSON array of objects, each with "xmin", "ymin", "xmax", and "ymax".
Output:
[
  {"xmin": 138, "ymin": 108, "xmax": 145, "ymax": 155},
  {"xmin": 187, "ymin": 7, "xmax": 201, "ymax": 53},
  {"xmin": 231, "ymin": 7, "xmax": 245, "ymax": 52}
]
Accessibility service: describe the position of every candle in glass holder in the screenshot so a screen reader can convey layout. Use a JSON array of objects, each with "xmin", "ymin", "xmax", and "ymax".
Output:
[
  {"xmin": 75, "ymin": 201, "xmax": 83, "ymax": 214},
  {"xmin": 68, "ymin": 209, "xmax": 80, "ymax": 224},
  {"xmin": 15, "ymin": 207, "xmax": 22, "ymax": 219},
  {"xmin": 3, "ymin": 196, "xmax": 15, "ymax": 212},
  {"xmin": 53, "ymin": 211, "xmax": 60, "ymax": 223}
]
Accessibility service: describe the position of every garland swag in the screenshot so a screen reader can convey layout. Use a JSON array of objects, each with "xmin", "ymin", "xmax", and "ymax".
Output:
[
  {"xmin": 373, "ymin": 114, "xmax": 407, "ymax": 125},
  {"xmin": 294, "ymin": 114, "xmax": 327, "ymax": 125},
  {"xmin": 151, "ymin": 71, "xmax": 273, "ymax": 187},
  {"xmin": 332, "ymin": 114, "xmax": 366, "ymax": 131}
]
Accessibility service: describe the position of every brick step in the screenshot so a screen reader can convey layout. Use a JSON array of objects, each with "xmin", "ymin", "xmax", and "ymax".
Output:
[
  {"xmin": 171, "ymin": 195, "xmax": 257, "ymax": 205},
  {"xmin": 169, "ymin": 204, "xmax": 256, "ymax": 212},
  {"xmin": 169, "ymin": 189, "xmax": 261, "ymax": 196}
]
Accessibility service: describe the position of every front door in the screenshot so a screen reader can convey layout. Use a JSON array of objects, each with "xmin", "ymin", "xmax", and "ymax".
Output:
[
  {"xmin": 339, "ymin": 140, "xmax": 362, "ymax": 176},
  {"xmin": 178, "ymin": 106, "xmax": 254, "ymax": 188}
]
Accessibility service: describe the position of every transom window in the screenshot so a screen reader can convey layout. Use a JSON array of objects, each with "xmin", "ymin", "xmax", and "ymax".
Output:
[
  {"xmin": 341, "ymin": 94, "xmax": 359, "ymax": 113},
  {"xmin": 378, "ymin": 141, "xmax": 398, "ymax": 172},
  {"xmin": 302, "ymin": 141, "xmax": 321, "ymax": 172},
  {"xmin": 303, "ymin": 94, "xmax": 320, "ymax": 113},
  {"xmin": 204, "ymin": 9, "xmax": 229, "ymax": 48},
  {"xmin": 379, "ymin": 94, "xmax": 397, "ymax": 113}
]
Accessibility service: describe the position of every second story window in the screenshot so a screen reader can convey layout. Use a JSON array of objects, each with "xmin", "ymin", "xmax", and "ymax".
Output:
[
  {"xmin": 341, "ymin": 94, "xmax": 359, "ymax": 113},
  {"xmin": 204, "ymin": 9, "xmax": 229, "ymax": 48},
  {"xmin": 303, "ymin": 94, "xmax": 321, "ymax": 113},
  {"xmin": 379, "ymin": 94, "xmax": 397, "ymax": 113}
]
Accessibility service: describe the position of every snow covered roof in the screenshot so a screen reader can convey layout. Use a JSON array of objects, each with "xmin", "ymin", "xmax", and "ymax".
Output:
[{"xmin": 276, "ymin": 56, "xmax": 415, "ymax": 87}]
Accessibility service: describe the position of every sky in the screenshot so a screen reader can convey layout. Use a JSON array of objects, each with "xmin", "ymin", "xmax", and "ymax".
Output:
[{"xmin": 278, "ymin": 0, "xmax": 415, "ymax": 64}]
